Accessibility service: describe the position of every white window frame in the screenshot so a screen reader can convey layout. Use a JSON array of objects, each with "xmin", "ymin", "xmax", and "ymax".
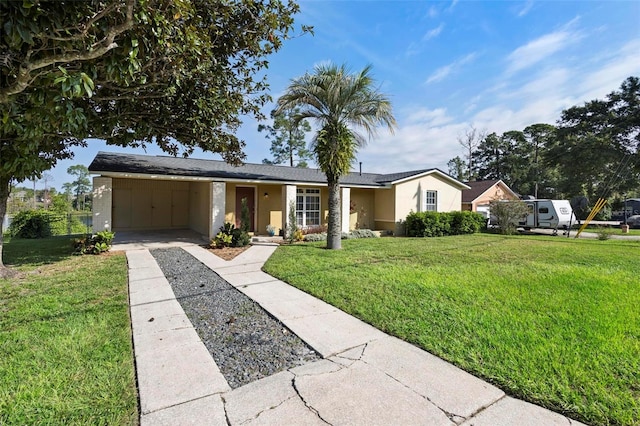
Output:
[
  {"xmin": 296, "ymin": 188, "xmax": 321, "ymax": 227},
  {"xmin": 424, "ymin": 190, "xmax": 438, "ymax": 212}
]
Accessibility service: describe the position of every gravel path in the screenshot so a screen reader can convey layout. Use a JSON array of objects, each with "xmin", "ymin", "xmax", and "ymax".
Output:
[{"xmin": 150, "ymin": 247, "xmax": 320, "ymax": 389}]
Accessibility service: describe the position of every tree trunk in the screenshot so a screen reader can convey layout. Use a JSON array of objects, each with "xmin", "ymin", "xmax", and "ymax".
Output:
[
  {"xmin": 326, "ymin": 180, "xmax": 342, "ymax": 250},
  {"xmin": 0, "ymin": 175, "xmax": 11, "ymax": 271}
]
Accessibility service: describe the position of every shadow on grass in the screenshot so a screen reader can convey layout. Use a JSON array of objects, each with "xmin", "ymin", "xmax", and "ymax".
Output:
[{"xmin": 3, "ymin": 235, "xmax": 79, "ymax": 268}]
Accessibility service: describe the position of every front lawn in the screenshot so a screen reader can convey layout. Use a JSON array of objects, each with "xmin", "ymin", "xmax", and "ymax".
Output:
[
  {"xmin": 0, "ymin": 237, "xmax": 137, "ymax": 425},
  {"xmin": 263, "ymin": 234, "xmax": 640, "ymax": 426}
]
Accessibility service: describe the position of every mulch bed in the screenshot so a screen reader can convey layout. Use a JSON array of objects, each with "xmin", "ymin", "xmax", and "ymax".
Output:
[{"xmin": 205, "ymin": 245, "xmax": 251, "ymax": 261}]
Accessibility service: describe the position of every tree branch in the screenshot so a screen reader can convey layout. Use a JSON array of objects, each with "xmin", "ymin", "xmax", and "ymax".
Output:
[{"xmin": 0, "ymin": 0, "xmax": 135, "ymax": 103}]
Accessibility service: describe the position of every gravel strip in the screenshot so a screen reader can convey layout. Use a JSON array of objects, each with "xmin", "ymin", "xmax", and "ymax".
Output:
[{"xmin": 150, "ymin": 247, "xmax": 320, "ymax": 389}]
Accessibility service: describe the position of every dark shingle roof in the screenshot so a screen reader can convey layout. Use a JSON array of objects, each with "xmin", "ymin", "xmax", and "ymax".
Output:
[
  {"xmin": 462, "ymin": 180, "xmax": 502, "ymax": 203},
  {"xmin": 89, "ymin": 151, "xmax": 467, "ymax": 188}
]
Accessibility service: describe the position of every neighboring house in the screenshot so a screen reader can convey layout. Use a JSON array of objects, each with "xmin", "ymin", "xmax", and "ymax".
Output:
[
  {"xmin": 89, "ymin": 151, "xmax": 470, "ymax": 238},
  {"xmin": 461, "ymin": 180, "xmax": 519, "ymax": 219}
]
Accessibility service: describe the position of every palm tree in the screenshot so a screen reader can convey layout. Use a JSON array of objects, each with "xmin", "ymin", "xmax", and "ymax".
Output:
[{"xmin": 276, "ymin": 63, "xmax": 396, "ymax": 249}]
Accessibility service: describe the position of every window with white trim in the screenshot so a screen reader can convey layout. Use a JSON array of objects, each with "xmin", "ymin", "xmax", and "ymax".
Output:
[
  {"xmin": 296, "ymin": 188, "xmax": 321, "ymax": 226},
  {"xmin": 424, "ymin": 190, "xmax": 438, "ymax": 212}
]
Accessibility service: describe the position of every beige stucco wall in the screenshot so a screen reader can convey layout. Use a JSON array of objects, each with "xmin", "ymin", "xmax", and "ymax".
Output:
[
  {"xmin": 394, "ymin": 174, "xmax": 462, "ymax": 221},
  {"xmin": 349, "ymin": 189, "xmax": 375, "ymax": 230},
  {"xmin": 188, "ymin": 181, "xmax": 210, "ymax": 235},
  {"xmin": 373, "ymin": 187, "xmax": 395, "ymax": 231},
  {"xmin": 111, "ymin": 178, "xmax": 190, "ymax": 230}
]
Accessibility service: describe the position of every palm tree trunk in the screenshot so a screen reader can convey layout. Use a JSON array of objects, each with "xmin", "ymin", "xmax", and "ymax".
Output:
[{"xmin": 327, "ymin": 180, "xmax": 342, "ymax": 249}]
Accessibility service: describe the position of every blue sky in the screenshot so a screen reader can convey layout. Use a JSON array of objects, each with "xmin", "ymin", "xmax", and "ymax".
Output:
[{"xmin": 47, "ymin": 0, "xmax": 640, "ymax": 189}]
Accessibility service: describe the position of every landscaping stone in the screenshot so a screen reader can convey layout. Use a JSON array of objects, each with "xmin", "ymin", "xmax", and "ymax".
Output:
[{"xmin": 150, "ymin": 247, "xmax": 320, "ymax": 389}]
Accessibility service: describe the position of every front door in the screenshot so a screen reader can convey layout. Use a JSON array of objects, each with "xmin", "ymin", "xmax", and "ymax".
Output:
[{"xmin": 235, "ymin": 187, "xmax": 255, "ymax": 231}]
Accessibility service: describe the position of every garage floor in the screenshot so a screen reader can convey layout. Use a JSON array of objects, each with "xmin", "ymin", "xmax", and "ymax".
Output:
[{"xmin": 111, "ymin": 229, "xmax": 208, "ymax": 251}]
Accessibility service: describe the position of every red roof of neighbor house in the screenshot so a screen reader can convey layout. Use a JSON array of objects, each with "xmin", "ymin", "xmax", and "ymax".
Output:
[{"xmin": 462, "ymin": 180, "xmax": 503, "ymax": 203}]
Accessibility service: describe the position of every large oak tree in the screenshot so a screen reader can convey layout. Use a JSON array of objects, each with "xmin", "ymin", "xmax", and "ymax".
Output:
[{"xmin": 0, "ymin": 0, "xmax": 307, "ymax": 273}]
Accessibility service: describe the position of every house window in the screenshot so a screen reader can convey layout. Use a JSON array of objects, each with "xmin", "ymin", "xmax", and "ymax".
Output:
[
  {"xmin": 296, "ymin": 188, "xmax": 321, "ymax": 227},
  {"xmin": 424, "ymin": 190, "xmax": 438, "ymax": 212}
]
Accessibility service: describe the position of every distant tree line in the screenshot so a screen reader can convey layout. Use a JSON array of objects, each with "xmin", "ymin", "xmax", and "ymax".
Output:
[{"xmin": 448, "ymin": 76, "xmax": 640, "ymax": 213}]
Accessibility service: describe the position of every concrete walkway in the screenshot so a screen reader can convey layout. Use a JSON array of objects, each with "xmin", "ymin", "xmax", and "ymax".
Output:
[{"xmin": 122, "ymin": 239, "xmax": 586, "ymax": 426}]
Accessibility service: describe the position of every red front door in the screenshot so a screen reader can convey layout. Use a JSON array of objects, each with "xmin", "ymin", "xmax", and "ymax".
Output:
[{"xmin": 235, "ymin": 187, "xmax": 255, "ymax": 231}]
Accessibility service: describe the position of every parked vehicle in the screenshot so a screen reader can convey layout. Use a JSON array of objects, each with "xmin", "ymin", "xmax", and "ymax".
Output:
[
  {"xmin": 623, "ymin": 214, "xmax": 640, "ymax": 228},
  {"xmin": 519, "ymin": 199, "xmax": 575, "ymax": 235},
  {"xmin": 490, "ymin": 199, "xmax": 576, "ymax": 235}
]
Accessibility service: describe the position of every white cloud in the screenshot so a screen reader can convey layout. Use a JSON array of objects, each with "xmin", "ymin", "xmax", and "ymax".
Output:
[
  {"xmin": 577, "ymin": 38, "xmax": 640, "ymax": 102},
  {"xmin": 517, "ymin": 0, "xmax": 534, "ymax": 17},
  {"xmin": 423, "ymin": 23, "xmax": 444, "ymax": 41},
  {"xmin": 506, "ymin": 22, "xmax": 582, "ymax": 74},
  {"xmin": 426, "ymin": 53, "xmax": 478, "ymax": 84},
  {"xmin": 426, "ymin": 64, "xmax": 454, "ymax": 84}
]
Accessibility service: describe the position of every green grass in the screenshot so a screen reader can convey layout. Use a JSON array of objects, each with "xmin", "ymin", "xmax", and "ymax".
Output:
[
  {"xmin": 263, "ymin": 234, "xmax": 640, "ymax": 426},
  {"xmin": 1, "ymin": 237, "xmax": 138, "ymax": 425}
]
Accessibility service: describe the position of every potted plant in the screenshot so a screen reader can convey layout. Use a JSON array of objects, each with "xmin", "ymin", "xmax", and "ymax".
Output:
[{"xmin": 266, "ymin": 224, "xmax": 276, "ymax": 236}]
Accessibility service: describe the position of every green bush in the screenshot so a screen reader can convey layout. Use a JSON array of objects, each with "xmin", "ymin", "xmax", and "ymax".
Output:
[
  {"xmin": 231, "ymin": 228, "xmax": 251, "ymax": 247},
  {"xmin": 349, "ymin": 229, "xmax": 379, "ymax": 238},
  {"xmin": 8, "ymin": 210, "xmax": 54, "ymax": 238},
  {"xmin": 406, "ymin": 212, "xmax": 449, "ymax": 237},
  {"xmin": 8, "ymin": 210, "xmax": 88, "ymax": 238},
  {"xmin": 596, "ymin": 226, "xmax": 614, "ymax": 241},
  {"xmin": 211, "ymin": 231, "xmax": 233, "ymax": 248},
  {"xmin": 211, "ymin": 222, "xmax": 250, "ymax": 248},
  {"xmin": 303, "ymin": 233, "xmax": 327, "ymax": 242},
  {"xmin": 51, "ymin": 214, "xmax": 86, "ymax": 235},
  {"xmin": 406, "ymin": 211, "xmax": 485, "ymax": 237},
  {"xmin": 303, "ymin": 229, "xmax": 379, "ymax": 242},
  {"xmin": 447, "ymin": 211, "xmax": 487, "ymax": 235},
  {"xmin": 73, "ymin": 231, "xmax": 115, "ymax": 255}
]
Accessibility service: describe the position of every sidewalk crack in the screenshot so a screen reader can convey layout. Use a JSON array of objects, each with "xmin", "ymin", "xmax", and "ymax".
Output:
[
  {"xmin": 234, "ymin": 396, "xmax": 297, "ymax": 425},
  {"xmin": 221, "ymin": 395, "xmax": 232, "ymax": 426},
  {"xmin": 291, "ymin": 376, "xmax": 332, "ymax": 425}
]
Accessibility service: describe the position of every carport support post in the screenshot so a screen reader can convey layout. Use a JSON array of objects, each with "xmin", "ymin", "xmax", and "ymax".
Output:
[
  {"xmin": 92, "ymin": 177, "xmax": 112, "ymax": 232},
  {"xmin": 211, "ymin": 182, "xmax": 226, "ymax": 239},
  {"xmin": 341, "ymin": 187, "xmax": 350, "ymax": 233},
  {"xmin": 283, "ymin": 185, "xmax": 296, "ymax": 236}
]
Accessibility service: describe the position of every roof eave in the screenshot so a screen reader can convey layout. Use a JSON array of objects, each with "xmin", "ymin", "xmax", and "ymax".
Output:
[{"xmin": 390, "ymin": 170, "xmax": 470, "ymax": 189}]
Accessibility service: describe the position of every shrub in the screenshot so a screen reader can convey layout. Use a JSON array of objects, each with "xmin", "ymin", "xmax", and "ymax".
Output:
[
  {"xmin": 51, "ymin": 214, "xmax": 87, "ymax": 236},
  {"xmin": 302, "ymin": 224, "xmax": 327, "ymax": 235},
  {"xmin": 304, "ymin": 229, "xmax": 378, "ymax": 242},
  {"xmin": 303, "ymin": 233, "xmax": 327, "ymax": 242},
  {"xmin": 448, "ymin": 211, "xmax": 486, "ymax": 235},
  {"xmin": 232, "ymin": 227, "xmax": 251, "ymax": 247},
  {"xmin": 73, "ymin": 231, "xmax": 115, "ymax": 255},
  {"xmin": 405, "ymin": 211, "xmax": 485, "ymax": 237},
  {"xmin": 489, "ymin": 199, "xmax": 530, "ymax": 235},
  {"xmin": 596, "ymin": 226, "xmax": 614, "ymax": 241},
  {"xmin": 349, "ymin": 229, "xmax": 378, "ymax": 238},
  {"xmin": 8, "ymin": 210, "xmax": 54, "ymax": 238},
  {"xmin": 211, "ymin": 231, "xmax": 233, "ymax": 248},
  {"xmin": 210, "ymin": 222, "xmax": 250, "ymax": 248},
  {"xmin": 405, "ymin": 211, "xmax": 450, "ymax": 237}
]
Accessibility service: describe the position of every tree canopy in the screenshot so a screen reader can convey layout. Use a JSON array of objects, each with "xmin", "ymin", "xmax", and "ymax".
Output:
[
  {"xmin": 276, "ymin": 63, "xmax": 395, "ymax": 249},
  {"xmin": 0, "ymin": 0, "xmax": 307, "ymax": 272},
  {"xmin": 451, "ymin": 76, "xmax": 640, "ymax": 210},
  {"xmin": 259, "ymin": 108, "xmax": 312, "ymax": 167}
]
